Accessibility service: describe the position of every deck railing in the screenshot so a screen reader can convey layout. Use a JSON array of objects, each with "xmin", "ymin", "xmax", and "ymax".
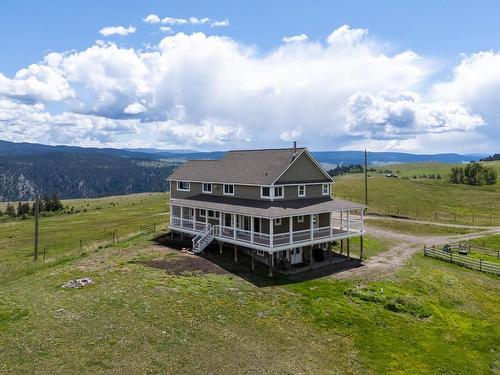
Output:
[{"xmin": 170, "ymin": 217, "xmax": 361, "ymax": 248}]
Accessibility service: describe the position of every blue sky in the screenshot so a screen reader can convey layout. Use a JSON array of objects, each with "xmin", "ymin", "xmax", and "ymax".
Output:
[{"xmin": 0, "ymin": 1, "xmax": 499, "ymax": 152}]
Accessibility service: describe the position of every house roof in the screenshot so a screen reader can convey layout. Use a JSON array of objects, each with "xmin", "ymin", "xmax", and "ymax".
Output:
[
  {"xmin": 171, "ymin": 195, "xmax": 365, "ymax": 218},
  {"xmin": 167, "ymin": 147, "xmax": 331, "ymax": 185}
]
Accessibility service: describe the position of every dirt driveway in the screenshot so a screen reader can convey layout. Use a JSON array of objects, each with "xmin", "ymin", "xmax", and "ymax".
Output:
[{"xmin": 334, "ymin": 222, "xmax": 500, "ymax": 280}]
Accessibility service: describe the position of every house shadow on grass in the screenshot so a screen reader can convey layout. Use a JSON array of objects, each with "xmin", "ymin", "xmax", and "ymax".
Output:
[{"xmin": 152, "ymin": 233, "xmax": 363, "ymax": 288}]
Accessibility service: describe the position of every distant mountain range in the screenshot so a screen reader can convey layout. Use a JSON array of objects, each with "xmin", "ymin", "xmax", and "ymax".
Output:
[{"xmin": 0, "ymin": 140, "xmax": 485, "ymax": 201}]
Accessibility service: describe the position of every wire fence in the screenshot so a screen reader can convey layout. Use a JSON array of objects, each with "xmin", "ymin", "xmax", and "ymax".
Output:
[{"xmin": 370, "ymin": 206, "xmax": 499, "ymax": 226}]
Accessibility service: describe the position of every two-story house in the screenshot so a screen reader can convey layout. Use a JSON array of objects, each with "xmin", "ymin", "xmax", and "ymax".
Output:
[{"xmin": 167, "ymin": 145, "xmax": 366, "ymax": 275}]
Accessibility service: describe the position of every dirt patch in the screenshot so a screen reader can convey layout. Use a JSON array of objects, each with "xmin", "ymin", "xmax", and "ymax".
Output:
[{"xmin": 133, "ymin": 252, "xmax": 229, "ymax": 276}]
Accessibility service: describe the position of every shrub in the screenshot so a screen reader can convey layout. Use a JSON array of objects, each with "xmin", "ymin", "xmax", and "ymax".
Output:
[{"xmin": 449, "ymin": 162, "xmax": 497, "ymax": 186}]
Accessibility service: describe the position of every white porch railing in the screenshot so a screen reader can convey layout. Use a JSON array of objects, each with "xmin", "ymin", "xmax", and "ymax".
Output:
[{"xmin": 170, "ymin": 217, "xmax": 362, "ymax": 248}]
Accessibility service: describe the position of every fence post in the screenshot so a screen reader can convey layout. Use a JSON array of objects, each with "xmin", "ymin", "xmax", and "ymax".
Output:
[
  {"xmin": 112, "ymin": 230, "xmax": 116, "ymax": 243},
  {"xmin": 435, "ymin": 212, "xmax": 438, "ymax": 221},
  {"xmin": 43, "ymin": 247, "xmax": 46, "ymax": 262}
]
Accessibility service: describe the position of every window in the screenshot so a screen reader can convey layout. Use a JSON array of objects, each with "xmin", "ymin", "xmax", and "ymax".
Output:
[
  {"xmin": 207, "ymin": 210, "xmax": 218, "ymax": 218},
  {"xmin": 322, "ymin": 183, "xmax": 330, "ymax": 196},
  {"xmin": 223, "ymin": 184, "xmax": 234, "ymax": 195},
  {"xmin": 256, "ymin": 250, "xmax": 265, "ymax": 257},
  {"xmin": 297, "ymin": 215, "xmax": 304, "ymax": 223},
  {"xmin": 273, "ymin": 186, "xmax": 283, "ymax": 198},
  {"xmin": 177, "ymin": 181, "xmax": 190, "ymax": 191},
  {"xmin": 261, "ymin": 186, "xmax": 271, "ymax": 198},
  {"xmin": 298, "ymin": 185, "xmax": 306, "ymax": 197},
  {"xmin": 274, "ymin": 218, "xmax": 282, "ymax": 226},
  {"xmin": 199, "ymin": 209, "xmax": 206, "ymax": 217},
  {"xmin": 202, "ymin": 183, "xmax": 212, "ymax": 193}
]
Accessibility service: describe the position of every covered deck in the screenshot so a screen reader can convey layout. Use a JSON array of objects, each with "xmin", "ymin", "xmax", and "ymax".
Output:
[{"xmin": 169, "ymin": 195, "xmax": 365, "ymax": 251}]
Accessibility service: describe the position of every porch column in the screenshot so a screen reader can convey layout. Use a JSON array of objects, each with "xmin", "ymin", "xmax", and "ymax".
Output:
[
  {"xmin": 340, "ymin": 239, "xmax": 343, "ymax": 255},
  {"xmin": 309, "ymin": 214, "xmax": 313, "ymax": 240},
  {"xmin": 251, "ymin": 216, "xmax": 254, "ymax": 244},
  {"xmin": 340, "ymin": 211, "xmax": 343, "ymax": 230},
  {"xmin": 233, "ymin": 214, "xmax": 236, "ymax": 240},
  {"xmin": 329, "ymin": 212, "xmax": 333, "ymax": 236},
  {"xmin": 180, "ymin": 205, "xmax": 184, "ymax": 226},
  {"xmin": 347, "ymin": 211, "xmax": 351, "ymax": 233},
  {"xmin": 289, "ymin": 216, "xmax": 293, "ymax": 245},
  {"xmin": 269, "ymin": 218, "xmax": 274, "ymax": 248},
  {"xmin": 205, "ymin": 211, "xmax": 208, "ymax": 225}
]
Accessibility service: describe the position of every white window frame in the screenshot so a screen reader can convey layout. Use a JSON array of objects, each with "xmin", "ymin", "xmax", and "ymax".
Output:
[
  {"xmin": 274, "ymin": 218, "xmax": 282, "ymax": 226},
  {"xmin": 322, "ymin": 183, "xmax": 330, "ymax": 196},
  {"xmin": 297, "ymin": 215, "xmax": 304, "ymax": 223},
  {"xmin": 202, "ymin": 183, "xmax": 212, "ymax": 194},
  {"xmin": 273, "ymin": 186, "xmax": 284, "ymax": 199},
  {"xmin": 199, "ymin": 209, "xmax": 206, "ymax": 218},
  {"xmin": 260, "ymin": 186, "xmax": 271, "ymax": 198},
  {"xmin": 207, "ymin": 210, "xmax": 218, "ymax": 218},
  {"xmin": 256, "ymin": 250, "xmax": 265, "ymax": 257},
  {"xmin": 177, "ymin": 181, "xmax": 190, "ymax": 191},
  {"xmin": 298, "ymin": 185, "xmax": 306, "ymax": 197},
  {"xmin": 223, "ymin": 184, "xmax": 234, "ymax": 196}
]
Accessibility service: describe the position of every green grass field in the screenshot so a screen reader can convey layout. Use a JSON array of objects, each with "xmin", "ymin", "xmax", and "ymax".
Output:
[
  {"xmin": 365, "ymin": 218, "xmax": 483, "ymax": 236},
  {"xmin": 0, "ymin": 193, "xmax": 169, "ymax": 284},
  {"xmin": 1, "ymin": 192, "xmax": 499, "ymax": 374},
  {"xmin": 334, "ymin": 161, "xmax": 500, "ymax": 226}
]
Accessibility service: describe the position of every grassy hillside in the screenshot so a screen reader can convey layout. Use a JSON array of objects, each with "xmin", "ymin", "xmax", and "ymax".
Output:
[
  {"xmin": 0, "ymin": 193, "xmax": 169, "ymax": 284},
  {"xmin": 334, "ymin": 161, "xmax": 500, "ymax": 225},
  {"xmin": 0, "ymin": 235, "xmax": 498, "ymax": 374},
  {"xmin": 1, "ymin": 193, "xmax": 499, "ymax": 373}
]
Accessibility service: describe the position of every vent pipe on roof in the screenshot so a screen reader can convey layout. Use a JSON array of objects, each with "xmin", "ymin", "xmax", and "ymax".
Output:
[{"xmin": 291, "ymin": 141, "xmax": 297, "ymax": 160}]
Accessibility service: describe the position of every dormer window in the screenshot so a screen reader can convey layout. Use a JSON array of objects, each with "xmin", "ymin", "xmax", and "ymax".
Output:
[
  {"xmin": 202, "ymin": 183, "xmax": 212, "ymax": 194},
  {"xmin": 273, "ymin": 186, "xmax": 284, "ymax": 199},
  {"xmin": 298, "ymin": 185, "xmax": 306, "ymax": 197},
  {"xmin": 177, "ymin": 181, "xmax": 190, "ymax": 191},
  {"xmin": 223, "ymin": 184, "xmax": 234, "ymax": 195},
  {"xmin": 322, "ymin": 183, "xmax": 330, "ymax": 196},
  {"xmin": 261, "ymin": 186, "xmax": 271, "ymax": 198}
]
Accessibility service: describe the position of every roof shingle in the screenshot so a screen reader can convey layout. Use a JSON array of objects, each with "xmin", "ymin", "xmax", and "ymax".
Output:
[{"xmin": 168, "ymin": 147, "xmax": 307, "ymax": 185}]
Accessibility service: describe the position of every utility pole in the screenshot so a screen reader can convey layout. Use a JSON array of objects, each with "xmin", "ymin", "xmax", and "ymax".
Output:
[
  {"xmin": 364, "ymin": 150, "xmax": 368, "ymax": 206},
  {"xmin": 33, "ymin": 195, "xmax": 39, "ymax": 262}
]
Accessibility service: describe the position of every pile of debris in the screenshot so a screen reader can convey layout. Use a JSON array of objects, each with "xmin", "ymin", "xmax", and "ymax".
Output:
[{"xmin": 62, "ymin": 277, "xmax": 93, "ymax": 289}]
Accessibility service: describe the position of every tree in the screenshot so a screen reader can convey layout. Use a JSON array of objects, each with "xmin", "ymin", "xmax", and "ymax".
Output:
[
  {"xmin": 449, "ymin": 162, "xmax": 497, "ymax": 186},
  {"xmin": 17, "ymin": 202, "xmax": 31, "ymax": 216},
  {"xmin": 5, "ymin": 203, "xmax": 16, "ymax": 218}
]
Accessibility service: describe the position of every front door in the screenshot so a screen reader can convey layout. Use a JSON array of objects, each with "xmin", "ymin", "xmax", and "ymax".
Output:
[
  {"xmin": 312, "ymin": 214, "xmax": 319, "ymax": 229},
  {"xmin": 290, "ymin": 247, "xmax": 303, "ymax": 264}
]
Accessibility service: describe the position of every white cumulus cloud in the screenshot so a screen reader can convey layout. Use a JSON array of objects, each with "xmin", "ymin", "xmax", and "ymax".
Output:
[
  {"xmin": 99, "ymin": 25, "xmax": 136, "ymax": 37},
  {"xmin": 0, "ymin": 24, "xmax": 498, "ymax": 152},
  {"xmin": 143, "ymin": 14, "xmax": 160, "ymax": 24},
  {"xmin": 282, "ymin": 34, "xmax": 308, "ymax": 43},
  {"xmin": 211, "ymin": 19, "xmax": 229, "ymax": 27}
]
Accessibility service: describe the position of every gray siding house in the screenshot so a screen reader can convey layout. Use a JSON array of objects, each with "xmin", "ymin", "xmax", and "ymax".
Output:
[{"xmin": 168, "ymin": 145, "xmax": 366, "ymax": 275}]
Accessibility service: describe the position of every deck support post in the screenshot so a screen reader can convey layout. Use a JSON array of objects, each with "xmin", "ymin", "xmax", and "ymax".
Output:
[
  {"xmin": 251, "ymin": 249, "xmax": 255, "ymax": 271},
  {"xmin": 347, "ymin": 238, "xmax": 350, "ymax": 260},
  {"xmin": 288, "ymin": 248, "xmax": 291, "ymax": 271},
  {"xmin": 309, "ymin": 246, "xmax": 313, "ymax": 265},
  {"xmin": 219, "ymin": 241, "xmax": 223, "ymax": 254},
  {"xmin": 268, "ymin": 252, "xmax": 274, "ymax": 277},
  {"xmin": 234, "ymin": 244, "xmax": 238, "ymax": 263},
  {"xmin": 360, "ymin": 236, "xmax": 364, "ymax": 262},
  {"xmin": 340, "ymin": 239, "xmax": 343, "ymax": 254},
  {"xmin": 170, "ymin": 230, "xmax": 173, "ymax": 240}
]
